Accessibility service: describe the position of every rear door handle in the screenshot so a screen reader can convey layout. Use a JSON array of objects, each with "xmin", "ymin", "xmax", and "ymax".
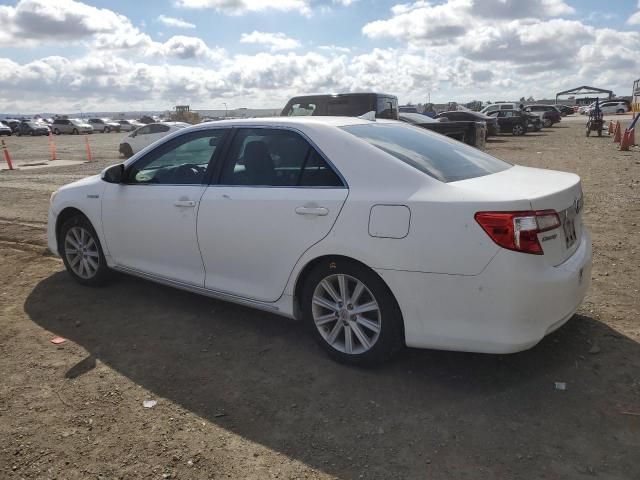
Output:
[
  {"xmin": 295, "ymin": 206, "xmax": 329, "ymax": 216},
  {"xmin": 174, "ymin": 200, "xmax": 196, "ymax": 208}
]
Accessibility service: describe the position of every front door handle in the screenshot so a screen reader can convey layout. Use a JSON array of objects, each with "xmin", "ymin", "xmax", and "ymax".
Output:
[
  {"xmin": 174, "ymin": 200, "xmax": 196, "ymax": 208},
  {"xmin": 295, "ymin": 206, "xmax": 329, "ymax": 216}
]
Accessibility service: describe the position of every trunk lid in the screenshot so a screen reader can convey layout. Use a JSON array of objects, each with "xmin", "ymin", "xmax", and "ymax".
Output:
[{"xmin": 453, "ymin": 166, "xmax": 584, "ymax": 266}]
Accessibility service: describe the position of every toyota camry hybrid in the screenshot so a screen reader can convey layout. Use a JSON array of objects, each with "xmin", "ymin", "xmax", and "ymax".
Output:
[{"xmin": 47, "ymin": 116, "xmax": 591, "ymax": 365}]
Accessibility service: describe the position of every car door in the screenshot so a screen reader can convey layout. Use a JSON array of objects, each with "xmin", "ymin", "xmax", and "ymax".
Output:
[
  {"xmin": 101, "ymin": 128, "xmax": 229, "ymax": 285},
  {"xmin": 128, "ymin": 125, "xmax": 152, "ymax": 153},
  {"xmin": 197, "ymin": 127, "xmax": 348, "ymax": 302}
]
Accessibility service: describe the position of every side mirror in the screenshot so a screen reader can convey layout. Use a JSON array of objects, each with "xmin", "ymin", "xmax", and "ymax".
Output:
[{"xmin": 102, "ymin": 164, "xmax": 124, "ymax": 184}]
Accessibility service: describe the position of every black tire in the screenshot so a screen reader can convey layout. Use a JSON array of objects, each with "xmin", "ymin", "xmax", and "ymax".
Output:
[
  {"xmin": 512, "ymin": 123, "xmax": 525, "ymax": 136},
  {"xmin": 543, "ymin": 118, "xmax": 552, "ymax": 128},
  {"xmin": 72, "ymin": 128, "xmax": 79, "ymax": 135},
  {"xmin": 617, "ymin": 109, "xmax": 625, "ymax": 114},
  {"xmin": 121, "ymin": 143, "xmax": 133, "ymax": 158},
  {"xmin": 104, "ymin": 127, "xmax": 110, "ymax": 133},
  {"xmin": 53, "ymin": 128, "xmax": 60, "ymax": 135},
  {"xmin": 598, "ymin": 129, "xmax": 602, "ymax": 137},
  {"xmin": 58, "ymin": 214, "xmax": 111, "ymax": 287},
  {"xmin": 301, "ymin": 258, "xmax": 404, "ymax": 366},
  {"xmin": 30, "ymin": 130, "xmax": 35, "ymax": 136}
]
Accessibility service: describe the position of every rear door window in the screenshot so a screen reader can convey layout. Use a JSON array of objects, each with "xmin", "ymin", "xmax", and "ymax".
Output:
[{"xmin": 341, "ymin": 123, "xmax": 511, "ymax": 183}]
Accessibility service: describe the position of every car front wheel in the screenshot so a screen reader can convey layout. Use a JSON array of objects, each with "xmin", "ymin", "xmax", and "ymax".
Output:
[
  {"xmin": 512, "ymin": 123, "xmax": 525, "ymax": 135},
  {"xmin": 59, "ymin": 215, "xmax": 110, "ymax": 286},
  {"xmin": 617, "ymin": 109, "xmax": 625, "ymax": 114},
  {"xmin": 302, "ymin": 259, "xmax": 404, "ymax": 366}
]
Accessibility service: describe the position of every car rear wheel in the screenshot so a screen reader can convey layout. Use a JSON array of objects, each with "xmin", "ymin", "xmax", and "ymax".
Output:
[
  {"xmin": 53, "ymin": 128, "xmax": 60, "ymax": 135},
  {"xmin": 72, "ymin": 128, "xmax": 79, "ymax": 135},
  {"xmin": 512, "ymin": 123, "xmax": 525, "ymax": 136},
  {"xmin": 59, "ymin": 215, "xmax": 110, "ymax": 286},
  {"xmin": 104, "ymin": 127, "xmax": 110, "ymax": 133},
  {"xmin": 543, "ymin": 118, "xmax": 552, "ymax": 128},
  {"xmin": 617, "ymin": 109, "xmax": 625, "ymax": 114},
  {"xmin": 301, "ymin": 259, "xmax": 404, "ymax": 366}
]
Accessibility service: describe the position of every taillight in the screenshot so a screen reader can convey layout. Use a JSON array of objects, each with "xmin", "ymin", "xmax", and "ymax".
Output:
[{"xmin": 474, "ymin": 210, "xmax": 560, "ymax": 255}]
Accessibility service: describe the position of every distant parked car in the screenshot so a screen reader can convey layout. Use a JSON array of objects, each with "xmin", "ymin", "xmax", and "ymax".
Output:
[
  {"xmin": 3, "ymin": 119, "xmax": 22, "ymax": 133},
  {"xmin": 479, "ymin": 103, "xmax": 523, "ymax": 115},
  {"xmin": 119, "ymin": 122, "xmax": 190, "ymax": 157},
  {"xmin": 436, "ymin": 110, "xmax": 499, "ymax": 137},
  {"xmin": 88, "ymin": 118, "xmax": 121, "ymax": 133},
  {"xmin": 117, "ymin": 120, "xmax": 145, "ymax": 132},
  {"xmin": 52, "ymin": 118, "xmax": 93, "ymax": 135},
  {"xmin": 0, "ymin": 122, "xmax": 12, "ymax": 136},
  {"xmin": 16, "ymin": 121, "xmax": 49, "ymax": 136},
  {"xmin": 282, "ymin": 93, "xmax": 399, "ymax": 120},
  {"xmin": 399, "ymin": 113, "xmax": 486, "ymax": 149},
  {"xmin": 399, "ymin": 106, "xmax": 419, "ymax": 113},
  {"xmin": 557, "ymin": 105, "xmax": 574, "ymax": 116},
  {"xmin": 139, "ymin": 115, "xmax": 160, "ymax": 124},
  {"xmin": 588, "ymin": 101, "xmax": 630, "ymax": 115},
  {"xmin": 486, "ymin": 110, "xmax": 529, "ymax": 135},
  {"xmin": 524, "ymin": 105, "xmax": 562, "ymax": 127}
]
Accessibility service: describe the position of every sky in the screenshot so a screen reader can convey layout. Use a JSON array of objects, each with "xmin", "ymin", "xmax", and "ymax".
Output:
[{"xmin": 0, "ymin": 0, "xmax": 639, "ymax": 113}]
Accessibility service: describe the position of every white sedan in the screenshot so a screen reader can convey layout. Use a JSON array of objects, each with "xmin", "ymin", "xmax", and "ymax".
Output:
[
  {"xmin": 47, "ymin": 117, "xmax": 591, "ymax": 365},
  {"xmin": 119, "ymin": 122, "xmax": 190, "ymax": 157}
]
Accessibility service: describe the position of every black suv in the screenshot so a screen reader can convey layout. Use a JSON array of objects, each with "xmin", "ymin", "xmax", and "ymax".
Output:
[
  {"xmin": 282, "ymin": 93, "xmax": 399, "ymax": 120},
  {"xmin": 16, "ymin": 121, "xmax": 49, "ymax": 136},
  {"xmin": 486, "ymin": 110, "xmax": 530, "ymax": 136}
]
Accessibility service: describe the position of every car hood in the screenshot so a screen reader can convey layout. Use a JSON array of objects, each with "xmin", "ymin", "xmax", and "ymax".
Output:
[{"xmin": 59, "ymin": 174, "xmax": 102, "ymax": 192}]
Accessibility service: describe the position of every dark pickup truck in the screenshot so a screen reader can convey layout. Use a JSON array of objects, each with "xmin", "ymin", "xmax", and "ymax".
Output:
[{"xmin": 399, "ymin": 112, "xmax": 486, "ymax": 149}]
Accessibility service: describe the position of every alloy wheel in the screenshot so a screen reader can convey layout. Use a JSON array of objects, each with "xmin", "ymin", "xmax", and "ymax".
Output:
[
  {"xmin": 311, "ymin": 274, "xmax": 382, "ymax": 355},
  {"xmin": 64, "ymin": 226, "xmax": 100, "ymax": 279}
]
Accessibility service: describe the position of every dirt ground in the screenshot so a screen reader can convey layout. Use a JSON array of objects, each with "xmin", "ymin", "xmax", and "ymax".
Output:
[{"xmin": 1, "ymin": 117, "xmax": 639, "ymax": 480}]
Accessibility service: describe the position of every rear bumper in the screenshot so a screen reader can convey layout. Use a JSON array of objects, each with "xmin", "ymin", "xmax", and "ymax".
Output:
[{"xmin": 376, "ymin": 230, "xmax": 592, "ymax": 354}]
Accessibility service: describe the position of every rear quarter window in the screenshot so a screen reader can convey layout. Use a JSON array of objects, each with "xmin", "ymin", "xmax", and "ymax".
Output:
[{"xmin": 341, "ymin": 123, "xmax": 511, "ymax": 183}]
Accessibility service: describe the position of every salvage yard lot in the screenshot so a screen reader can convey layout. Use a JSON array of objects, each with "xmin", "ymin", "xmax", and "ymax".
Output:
[{"xmin": 1, "ymin": 120, "xmax": 639, "ymax": 479}]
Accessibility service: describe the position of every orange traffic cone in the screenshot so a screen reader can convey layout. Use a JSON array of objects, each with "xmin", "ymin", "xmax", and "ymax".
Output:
[
  {"xmin": 1, "ymin": 139, "xmax": 14, "ymax": 170},
  {"xmin": 620, "ymin": 129, "xmax": 631, "ymax": 151},
  {"xmin": 608, "ymin": 121, "xmax": 614, "ymax": 134},
  {"xmin": 613, "ymin": 121, "xmax": 622, "ymax": 143}
]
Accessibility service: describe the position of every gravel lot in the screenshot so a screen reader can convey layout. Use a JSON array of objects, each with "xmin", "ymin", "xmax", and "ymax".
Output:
[{"xmin": 1, "ymin": 117, "xmax": 639, "ymax": 479}]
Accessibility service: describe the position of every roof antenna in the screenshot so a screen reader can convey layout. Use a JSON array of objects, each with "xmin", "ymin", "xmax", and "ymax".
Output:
[{"xmin": 357, "ymin": 111, "xmax": 376, "ymax": 121}]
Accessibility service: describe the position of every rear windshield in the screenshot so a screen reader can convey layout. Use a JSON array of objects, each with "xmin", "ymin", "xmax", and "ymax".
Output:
[{"xmin": 341, "ymin": 123, "xmax": 511, "ymax": 183}]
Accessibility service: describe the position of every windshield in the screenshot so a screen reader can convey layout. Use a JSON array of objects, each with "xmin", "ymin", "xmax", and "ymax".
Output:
[{"xmin": 341, "ymin": 123, "xmax": 511, "ymax": 183}]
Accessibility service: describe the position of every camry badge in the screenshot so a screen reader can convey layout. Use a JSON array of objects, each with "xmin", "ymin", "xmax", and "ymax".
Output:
[{"xmin": 574, "ymin": 196, "xmax": 582, "ymax": 215}]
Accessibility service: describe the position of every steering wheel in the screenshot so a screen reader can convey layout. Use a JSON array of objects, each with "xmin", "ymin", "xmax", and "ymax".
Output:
[{"xmin": 172, "ymin": 164, "xmax": 204, "ymax": 183}]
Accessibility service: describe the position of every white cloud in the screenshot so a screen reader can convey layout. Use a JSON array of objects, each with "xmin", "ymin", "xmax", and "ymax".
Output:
[
  {"xmin": 628, "ymin": 1, "xmax": 640, "ymax": 25},
  {"xmin": 175, "ymin": 0, "xmax": 312, "ymax": 16},
  {"xmin": 240, "ymin": 31, "xmax": 300, "ymax": 51},
  {"xmin": 0, "ymin": 0, "xmax": 638, "ymax": 114},
  {"xmin": 157, "ymin": 14, "xmax": 195, "ymax": 29},
  {"xmin": 0, "ymin": 0, "xmax": 133, "ymax": 46}
]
